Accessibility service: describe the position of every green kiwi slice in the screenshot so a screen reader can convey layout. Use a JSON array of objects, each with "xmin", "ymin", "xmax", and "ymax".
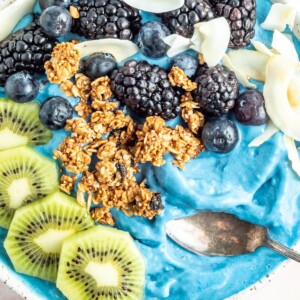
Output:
[
  {"xmin": 0, "ymin": 146, "xmax": 58, "ymax": 228},
  {"xmin": 4, "ymin": 191, "xmax": 94, "ymax": 282},
  {"xmin": 57, "ymin": 226, "xmax": 146, "ymax": 300},
  {"xmin": 0, "ymin": 98, "xmax": 52, "ymax": 151}
]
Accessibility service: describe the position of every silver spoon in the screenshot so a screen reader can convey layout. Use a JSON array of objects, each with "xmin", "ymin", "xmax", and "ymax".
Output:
[{"xmin": 166, "ymin": 212, "xmax": 300, "ymax": 262}]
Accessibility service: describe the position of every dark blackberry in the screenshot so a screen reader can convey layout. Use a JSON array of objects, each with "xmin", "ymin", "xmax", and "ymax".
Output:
[
  {"xmin": 0, "ymin": 22, "xmax": 57, "ymax": 86},
  {"xmin": 150, "ymin": 193, "xmax": 164, "ymax": 211},
  {"xmin": 161, "ymin": 0, "xmax": 215, "ymax": 38},
  {"xmin": 72, "ymin": 0, "xmax": 142, "ymax": 40},
  {"xmin": 192, "ymin": 64, "xmax": 239, "ymax": 117},
  {"xmin": 210, "ymin": 0, "xmax": 256, "ymax": 49},
  {"xmin": 111, "ymin": 60, "xmax": 182, "ymax": 120}
]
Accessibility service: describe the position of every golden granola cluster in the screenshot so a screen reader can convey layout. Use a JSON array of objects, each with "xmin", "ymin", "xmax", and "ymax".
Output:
[
  {"xmin": 59, "ymin": 175, "xmax": 77, "ymax": 194},
  {"xmin": 168, "ymin": 66, "xmax": 197, "ymax": 92}
]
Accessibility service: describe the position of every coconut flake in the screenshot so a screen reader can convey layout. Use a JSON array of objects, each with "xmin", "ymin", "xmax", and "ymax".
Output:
[
  {"xmin": 272, "ymin": 30, "xmax": 299, "ymax": 60},
  {"xmin": 164, "ymin": 34, "xmax": 191, "ymax": 57},
  {"xmin": 75, "ymin": 39, "xmax": 139, "ymax": 62},
  {"xmin": 222, "ymin": 54, "xmax": 257, "ymax": 89},
  {"xmin": 249, "ymin": 122, "xmax": 279, "ymax": 147},
  {"xmin": 0, "ymin": 0, "xmax": 35, "ymax": 41},
  {"xmin": 284, "ymin": 135, "xmax": 300, "ymax": 176},
  {"xmin": 123, "ymin": 0, "xmax": 184, "ymax": 13},
  {"xmin": 262, "ymin": 3, "xmax": 297, "ymax": 32},
  {"xmin": 252, "ymin": 41, "xmax": 275, "ymax": 57},
  {"xmin": 294, "ymin": 11, "xmax": 300, "ymax": 40},
  {"xmin": 264, "ymin": 55, "xmax": 300, "ymax": 141}
]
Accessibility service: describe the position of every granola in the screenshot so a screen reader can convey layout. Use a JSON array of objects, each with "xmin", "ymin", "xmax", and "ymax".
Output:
[
  {"xmin": 91, "ymin": 76, "xmax": 113, "ymax": 101},
  {"xmin": 168, "ymin": 66, "xmax": 197, "ymax": 92},
  {"xmin": 59, "ymin": 175, "xmax": 77, "ymax": 194},
  {"xmin": 91, "ymin": 207, "xmax": 115, "ymax": 226}
]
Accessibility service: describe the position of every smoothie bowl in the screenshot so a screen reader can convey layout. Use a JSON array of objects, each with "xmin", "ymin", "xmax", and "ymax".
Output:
[{"xmin": 0, "ymin": 0, "xmax": 300, "ymax": 299}]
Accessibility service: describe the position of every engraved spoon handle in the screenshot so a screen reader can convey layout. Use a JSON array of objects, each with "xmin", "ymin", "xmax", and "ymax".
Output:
[{"xmin": 264, "ymin": 238, "xmax": 300, "ymax": 263}]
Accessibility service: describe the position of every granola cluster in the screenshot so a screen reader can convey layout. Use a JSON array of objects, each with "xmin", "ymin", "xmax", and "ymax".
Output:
[
  {"xmin": 59, "ymin": 175, "xmax": 77, "ymax": 194},
  {"xmin": 168, "ymin": 66, "xmax": 197, "ymax": 92}
]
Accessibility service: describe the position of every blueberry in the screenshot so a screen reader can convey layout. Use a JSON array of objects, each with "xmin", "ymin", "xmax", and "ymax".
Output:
[
  {"xmin": 39, "ymin": 96, "xmax": 73, "ymax": 130},
  {"xmin": 40, "ymin": 6, "xmax": 72, "ymax": 38},
  {"xmin": 202, "ymin": 118, "xmax": 239, "ymax": 154},
  {"xmin": 235, "ymin": 90, "xmax": 268, "ymax": 125},
  {"xmin": 172, "ymin": 54, "xmax": 198, "ymax": 78},
  {"xmin": 39, "ymin": 0, "xmax": 70, "ymax": 10},
  {"xmin": 137, "ymin": 21, "xmax": 171, "ymax": 58},
  {"xmin": 85, "ymin": 53, "xmax": 118, "ymax": 80},
  {"xmin": 5, "ymin": 71, "xmax": 39, "ymax": 103}
]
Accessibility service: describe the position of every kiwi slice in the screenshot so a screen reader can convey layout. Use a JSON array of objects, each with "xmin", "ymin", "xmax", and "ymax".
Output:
[
  {"xmin": 57, "ymin": 226, "xmax": 146, "ymax": 300},
  {"xmin": 0, "ymin": 98, "xmax": 52, "ymax": 151},
  {"xmin": 4, "ymin": 191, "xmax": 94, "ymax": 282},
  {"xmin": 0, "ymin": 146, "xmax": 58, "ymax": 228}
]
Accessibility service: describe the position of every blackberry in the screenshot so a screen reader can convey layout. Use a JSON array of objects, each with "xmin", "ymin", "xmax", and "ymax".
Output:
[
  {"xmin": 72, "ymin": 0, "xmax": 142, "ymax": 40},
  {"xmin": 111, "ymin": 60, "xmax": 182, "ymax": 120},
  {"xmin": 0, "ymin": 22, "xmax": 57, "ymax": 86},
  {"xmin": 210, "ymin": 0, "xmax": 256, "ymax": 48},
  {"xmin": 161, "ymin": 0, "xmax": 215, "ymax": 38},
  {"xmin": 192, "ymin": 64, "xmax": 239, "ymax": 117},
  {"xmin": 150, "ymin": 193, "xmax": 164, "ymax": 211}
]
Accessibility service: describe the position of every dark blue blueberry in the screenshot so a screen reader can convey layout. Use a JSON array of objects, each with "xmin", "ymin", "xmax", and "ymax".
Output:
[
  {"xmin": 172, "ymin": 54, "xmax": 198, "ymax": 78},
  {"xmin": 137, "ymin": 21, "xmax": 171, "ymax": 58},
  {"xmin": 39, "ymin": 0, "xmax": 70, "ymax": 10},
  {"xmin": 85, "ymin": 53, "xmax": 118, "ymax": 80},
  {"xmin": 39, "ymin": 96, "xmax": 73, "ymax": 130},
  {"xmin": 202, "ymin": 118, "xmax": 239, "ymax": 154},
  {"xmin": 40, "ymin": 6, "xmax": 72, "ymax": 38},
  {"xmin": 235, "ymin": 90, "xmax": 268, "ymax": 126},
  {"xmin": 5, "ymin": 71, "xmax": 39, "ymax": 103}
]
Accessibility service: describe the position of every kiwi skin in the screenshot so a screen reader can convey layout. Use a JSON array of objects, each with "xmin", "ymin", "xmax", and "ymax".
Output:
[
  {"xmin": 0, "ymin": 146, "xmax": 58, "ymax": 228},
  {"xmin": 4, "ymin": 191, "xmax": 95, "ymax": 282},
  {"xmin": 57, "ymin": 226, "xmax": 146, "ymax": 300}
]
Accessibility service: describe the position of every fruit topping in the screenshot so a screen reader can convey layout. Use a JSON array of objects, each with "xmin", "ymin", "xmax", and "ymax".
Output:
[
  {"xmin": 39, "ymin": 96, "xmax": 73, "ymax": 130},
  {"xmin": 0, "ymin": 99, "xmax": 52, "ymax": 151},
  {"xmin": 210, "ymin": 0, "xmax": 256, "ymax": 49},
  {"xmin": 137, "ymin": 21, "xmax": 171, "ymax": 58},
  {"xmin": 202, "ymin": 118, "xmax": 239, "ymax": 153},
  {"xmin": 111, "ymin": 60, "xmax": 182, "ymax": 120},
  {"xmin": 161, "ymin": 0, "xmax": 215, "ymax": 38},
  {"xmin": 72, "ymin": 0, "xmax": 141, "ymax": 41},
  {"xmin": 56, "ymin": 226, "xmax": 145, "ymax": 300},
  {"xmin": 171, "ymin": 53, "xmax": 199, "ymax": 78},
  {"xmin": 85, "ymin": 53, "xmax": 118, "ymax": 80},
  {"xmin": 4, "ymin": 191, "xmax": 94, "ymax": 281},
  {"xmin": 235, "ymin": 90, "xmax": 268, "ymax": 125},
  {"xmin": 39, "ymin": 0, "xmax": 70, "ymax": 10},
  {"xmin": 0, "ymin": 21, "xmax": 57, "ymax": 86},
  {"xmin": 4, "ymin": 71, "xmax": 39, "ymax": 103},
  {"xmin": 123, "ymin": 0, "xmax": 184, "ymax": 13},
  {"xmin": 193, "ymin": 64, "xmax": 239, "ymax": 117},
  {"xmin": 0, "ymin": 147, "xmax": 58, "ymax": 228},
  {"xmin": 150, "ymin": 193, "xmax": 164, "ymax": 211},
  {"xmin": 40, "ymin": 6, "xmax": 72, "ymax": 38}
]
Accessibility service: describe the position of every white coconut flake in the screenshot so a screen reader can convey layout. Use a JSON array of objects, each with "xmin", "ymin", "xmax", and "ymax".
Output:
[
  {"xmin": 252, "ymin": 41, "xmax": 275, "ymax": 57},
  {"xmin": 294, "ymin": 11, "xmax": 300, "ymax": 40},
  {"xmin": 284, "ymin": 135, "xmax": 300, "ymax": 176},
  {"xmin": 0, "ymin": 0, "xmax": 35, "ymax": 41},
  {"xmin": 262, "ymin": 3, "xmax": 297, "ymax": 32},
  {"xmin": 164, "ymin": 34, "xmax": 191, "ymax": 57},
  {"xmin": 75, "ymin": 39, "xmax": 139, "ymax": 62},
  {"xmin": 123, "ymin": 0, "xmax": 184, "ymax": 13},
  {"xmin": 222, "ymin": 54, "xmax": 257, "ymax": 89},
  {"xmin": 249, "ymin": 121, "xmax": 279, "ymax": 147},
  {"xmin": 264, "ymin": 55, "xmax": 300, "ymax": 141}
]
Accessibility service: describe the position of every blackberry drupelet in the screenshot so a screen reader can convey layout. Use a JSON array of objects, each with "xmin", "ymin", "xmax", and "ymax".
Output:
[
  {"xmin": 0, "ymin": 22, "xmax": 57, "ymax": 86},
  {"xmin": 192, "ymin": 64, "xmax": 239, "ymax": 117},
  {"xmin": 210, "ymin": 0, "xmax": 256, "ymax": 48},
  {"xmin": 161, "ymin": 0, "xmax": 215, "ymax": 38},
  {"xmin": 111, "ymin": 60, "xmax": 182, "ymax": 120},
  {"xmin": 72, "ymin": 0, "xmax": 142, "ymax": 40}
]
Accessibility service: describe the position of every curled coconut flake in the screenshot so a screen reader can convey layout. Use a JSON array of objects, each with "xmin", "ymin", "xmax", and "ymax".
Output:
[
  {"xmin": 222, "ymin": 54, "xmax": 257, "ymax": 89},
  {"xmin": 249, "ymin": 121, "xmax": 279, "ymax": 147},
  {"xmin": 164, "ymin": 34, "xmax": 191, "ymax": 57},
  {"xmin": 74, "ymin": 39, "xmax": 139, "ymax": 62},
  {"xmin": 294, "ymin": 11, "xmax": 300, "ymax": 41},
  {"xmin": 252, "ymin": 41, "xmax": 275, "ymax": 57},
  {"xmin": 0, "ymin": 0, "xmax": 35, "ymax": 41},
  {"xmin": 264, "ymin": 55, "xmax": 300, "ymax": 141},
  {"xmin": 123, "ymin": 0, "xmax": 184, "ymax": 13},
  {"xmin": 284, "ymin": 135, "xmax": 300, "ymax": 176},
  {"xmin": 262, "ymin": 3, "xmax": 297, "ymax": 32}
]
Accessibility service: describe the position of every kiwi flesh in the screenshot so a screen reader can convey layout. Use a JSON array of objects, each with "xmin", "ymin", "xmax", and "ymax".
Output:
[
  {"xmin": 57, "ymin": 226, "xmax": 146, "ymax": 300},
  {"xmin": 4, "ymin": 191, "xmax": 94, "ymax": 282},
  {"xmin": 0, "ymin": 98, "xmax": 52, "ymax": 151},
  {"xmin": 0, "ymin": 146, "xmax": 58, "ymax": 228}
]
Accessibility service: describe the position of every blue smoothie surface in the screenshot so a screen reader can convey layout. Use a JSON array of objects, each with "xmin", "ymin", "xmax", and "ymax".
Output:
[{"xmin": 0, "ymin": 1, "xmax": 300, "ymax": 299}]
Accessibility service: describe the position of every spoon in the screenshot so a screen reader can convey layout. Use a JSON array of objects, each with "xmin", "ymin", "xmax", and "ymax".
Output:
[{"xmin": 166, "ymin": 212, "xmax": 300, "ymax": 262}]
